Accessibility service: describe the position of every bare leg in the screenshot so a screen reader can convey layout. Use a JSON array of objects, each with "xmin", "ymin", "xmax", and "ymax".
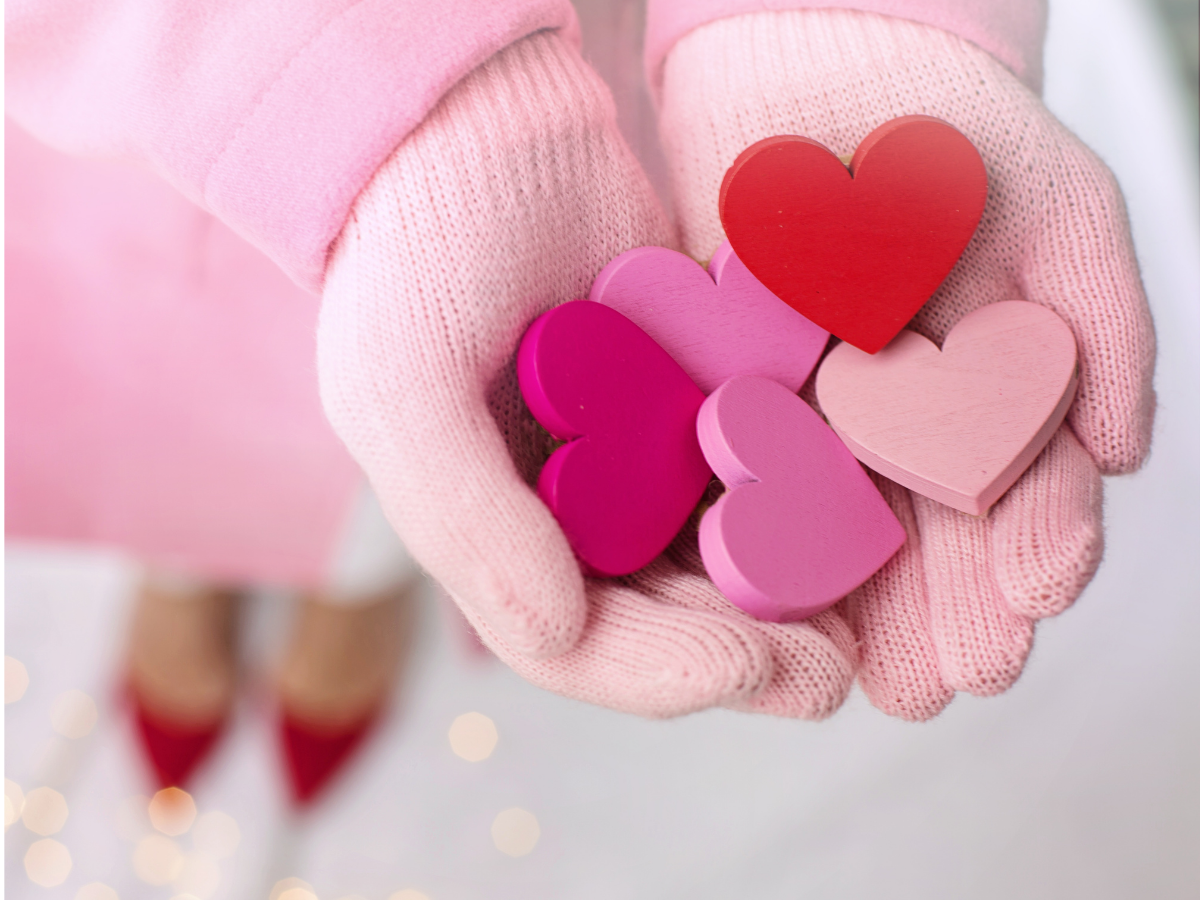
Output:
[
  {"xmin": 128, "ymin": 574, "xmax": 238, "ymax": 727},
  {"xmin": 276, "ymin": 579, "xmax": 418, "ymax": 731}
]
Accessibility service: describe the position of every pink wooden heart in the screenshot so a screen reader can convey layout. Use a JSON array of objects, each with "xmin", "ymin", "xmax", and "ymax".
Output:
[
  {"xmin": 815, "ymin": 301, "xmax": 1079, "ymax": 516},
  {"xmin": 590, "ymin": 240, "xmax": 829, "ymax": 394},
  {"xmin": 518, "ymin": 300, "xmax": 712, "ymax": 577},
  {"xmin": 697, "ymin": 376, "xmax": 906, "ymax": 622}
]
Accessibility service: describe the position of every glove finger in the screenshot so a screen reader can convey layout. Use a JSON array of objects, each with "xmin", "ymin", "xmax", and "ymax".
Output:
[
  {"xmin": 320, "ymin": 272, "xmax": 586, "ymax": 659},
  {"xmin": 726, "ymin": 611, "xmax": 854, "ymax": 720},
  {"xmin": 318, "ymin": 34, "xmax": 674, "ymax": 660},
  {"xmin": 649, "ymin": 528, "xmax": 856, "ymax": 720},
  {"xmin": 845, "ymin": 475, "xmax": 953, "ymax": 721},
  {"xmin": 911, "ymin": 494, "xmax": 1034, "ymax": 696},
  {"xmin": 992, "ymin": 426, "xmax": 1104, "ymax": 620},
  {"xmin": 1018, "ymin": 124, "xmax": 1156, "ymax": 474},
  {"xmin": 460, "ymin": 578, "xmax": 773, "ymax": 718},
  {"xmin": 742, "ymin": 606, "xmax": 856, "ymax": 720}
]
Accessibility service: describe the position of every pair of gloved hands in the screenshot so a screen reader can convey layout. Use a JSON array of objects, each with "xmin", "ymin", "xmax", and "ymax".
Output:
[{"xmin": 317, "ymin": 10, "xmax": 1155, "ymax": 722}]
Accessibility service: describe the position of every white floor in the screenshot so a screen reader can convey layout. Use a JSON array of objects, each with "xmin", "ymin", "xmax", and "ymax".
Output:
[{"xmin": 6, "ymin": 0, "xmax": 1199, "ymax": 897}]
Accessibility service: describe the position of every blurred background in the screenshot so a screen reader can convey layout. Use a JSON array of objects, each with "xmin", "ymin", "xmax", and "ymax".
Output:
[
  {"xmin": 1153, "ymin": 0, "xmax": 1199, "ymax": 128},
  {"xmin": 6, "ymin": 0, "xmax": 1199, "ymax": 897}
]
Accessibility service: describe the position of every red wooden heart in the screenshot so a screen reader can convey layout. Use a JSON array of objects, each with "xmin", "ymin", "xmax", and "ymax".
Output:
[{"xmin": 719, "ymin": 115, "xmax": 987, "ymax": 354}]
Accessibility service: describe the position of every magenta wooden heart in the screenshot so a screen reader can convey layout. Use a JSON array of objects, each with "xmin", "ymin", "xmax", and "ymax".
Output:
[
  {"xmin": 590, "ymin": 240, "xmax": 829, "ymax": 394},
  {"xmin": 518, "ymin": 300, "xmax": 712, "ymax": 576},
  {"xmin": 815, "ymin": 301, "xmax": 1079, "ymax": 516},
  {"xmin": 697, "ymin": 376, "xmax": 906, "ymax": 622}
]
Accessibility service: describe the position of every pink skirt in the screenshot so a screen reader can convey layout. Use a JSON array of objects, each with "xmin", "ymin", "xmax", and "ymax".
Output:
[{"xmin": 5, "ymin": 121, "xmax": 362, "ymax": 586}]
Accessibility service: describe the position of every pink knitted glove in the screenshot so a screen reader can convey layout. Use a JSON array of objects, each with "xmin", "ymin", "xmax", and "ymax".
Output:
[
  {"xmin": 658, "ymin": 10, "xmax": 1156, "ymax": 720},
  {"xmin": 319, "ymin": 32, "xmax": 857, "ymax": 718}
]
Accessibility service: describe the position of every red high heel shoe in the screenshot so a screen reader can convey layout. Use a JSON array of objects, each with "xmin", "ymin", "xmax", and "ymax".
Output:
[
  {"xmin": 274, "ymin": 586, "xmax": 413, "ymax": 806},
  {"xmin": 125, "ymin": 576, "xmax": 238, "ymax": 790},
  {"xmin": 132, "ymin": 694, "xmax": 226, "ymax": 788},
  {"xmin": 279, "ymin": 708, "xmax": 381, "ymax": 805}
]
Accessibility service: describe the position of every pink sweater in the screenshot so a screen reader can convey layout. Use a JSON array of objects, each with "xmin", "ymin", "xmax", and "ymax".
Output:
[
  {"xmin": 4, "ymin": 0, "xmax": 1045, "ymax": 584},
  {"xmin": 7, "ymin": 0, "xmax": 1044, "ymax": 294}
]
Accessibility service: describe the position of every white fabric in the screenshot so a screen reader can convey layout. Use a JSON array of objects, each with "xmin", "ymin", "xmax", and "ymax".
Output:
[
  {"xmin": 322, "ymin": 485, "xmax": 419, "ymax": 604},
  {"xmin": 4, "ymin": 0, "xmax": 1197, "ymax": 896}
]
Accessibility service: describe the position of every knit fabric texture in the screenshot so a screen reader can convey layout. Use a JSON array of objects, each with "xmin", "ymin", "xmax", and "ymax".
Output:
[
  {"xmin": 6, "ymin": 0, "xmax": 581, "ymax": 292},
  {"xmin": 644, "ymin": 0, "xmax": 1048, "ymax": 99},
  {"xmin": 659, "ymin": 9, "xmax": 1155, "ymax": 719},
  {"xmin": 319, "ymin": 31, "xmax": 857, "ymax": 719}
]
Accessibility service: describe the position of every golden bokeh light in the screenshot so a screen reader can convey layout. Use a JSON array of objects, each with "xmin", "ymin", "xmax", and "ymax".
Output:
[
  {"xmin": 25, "ymin": 838, "xmax": 73, "ymax": 886},
  {"xmin": 132, "ymin": 834, "xmax": 185, "ymax": 885},
  {"xmin": 50, "ymin": 689, "xmax": 98, "ymax": 739},
  {"xmin": 389, "ymin": 891, "xmax": 432, "ymax": 900},
  {"xmin": 270, "ymin": 878, "xmax": 316, "ymax": 900},
  {"xmin": 448, "ymin": 711, "xmax": 499, "ymax": 762},
  {"xmin": 5, "ymin": 779, "xmax": 26, "ymax": 830},
  {"xmin": 491, "ymin": 807, "xmax": 540, "ymax": 857},
  {"xmin": 76, "ymin": 882, "xmax": 119, "ymax": 900},
  {"xmin": 22, "ymin": 786, "xmax": 69, "ymax": 836},
  {"xmin": 6, "ymin": 656, "xmax": 30, "ymax": 703},
  {"xmin": 193, "ymin": 810, "xmax": 240, "ymax": 858},
  {"xmin": 172, "ymin": 852, "xmax": 220, "ymax": 898},
  {"xmin": 149, "ymin": 787, "xmax": 197, "ymax": 836}
]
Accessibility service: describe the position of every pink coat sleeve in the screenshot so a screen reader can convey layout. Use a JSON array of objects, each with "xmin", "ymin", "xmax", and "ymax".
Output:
[
  {"xmin": 5, "ymin": 0, "xmax": 580, "ymax": 293},
  {"xmin": 645, "ymin": 0, "xmax": 1047, "ymax": 99}
]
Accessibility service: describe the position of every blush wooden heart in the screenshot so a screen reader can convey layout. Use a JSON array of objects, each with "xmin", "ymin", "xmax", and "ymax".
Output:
[
  {"xmin": 697, "ymin": 376, "xmax": 906, "ymax": 622},
  {"xmin": 719, "ymin": 115, "xmax": 988, "ymax": 354},
  {"xmin": 518, "ymin": 300, "xmax": 712, "ymax": 576},
  {"xmin": 815, "ymin": 301, "xmax": 1079, "ymax": 516},
  {"xmin": 590, "ymin": 240, "xmax": 829, "ymax": 393}
]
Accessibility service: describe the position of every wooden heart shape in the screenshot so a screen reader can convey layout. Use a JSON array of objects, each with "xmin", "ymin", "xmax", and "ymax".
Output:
[
  {"xmin": 590, "ymin": 240, "xmax": 829, "ymax": 393},
  {"xmin": 719, "ymin": 115, "xmax": 988, "ymax": 354},
  {"xmin": 518, "ymin": 300, "xmax": 712, "ymax": 576},
  {"xmin": 697, "ymin": 376, "xmax": 906, "ymax": 622},
  {"xmin": 815, "ymin": 301, "xmax": 1079, "ymax": 516}
]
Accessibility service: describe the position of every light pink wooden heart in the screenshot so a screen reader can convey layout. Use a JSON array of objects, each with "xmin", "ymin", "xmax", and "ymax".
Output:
[
  {"xmin": 590, "ymin": 240, "xmax": 829, "ymax": 394},
  {"xmin": 697, "ymin": 376, "xmax": 906, "ymax": 622},
  {"xmin": 815, "ymin": 301, "xmax": 1079, "ymax": 516}
]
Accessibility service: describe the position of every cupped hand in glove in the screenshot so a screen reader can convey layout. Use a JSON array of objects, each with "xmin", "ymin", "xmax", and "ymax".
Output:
[
  {"xmin": 318, "ymin": 31, "xmax": 857, "ymax": 719},
  {"xmin": 658, "ymin": 9, "xmax": 1156, "ymax": 720}
]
